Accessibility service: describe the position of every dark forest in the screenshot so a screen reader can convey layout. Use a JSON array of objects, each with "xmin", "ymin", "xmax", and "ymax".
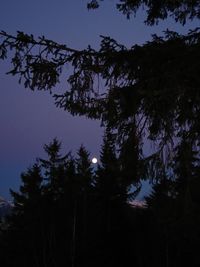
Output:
[{"xmin": 1, "ymin": 1, "xmax": 200, "ymax": 266}]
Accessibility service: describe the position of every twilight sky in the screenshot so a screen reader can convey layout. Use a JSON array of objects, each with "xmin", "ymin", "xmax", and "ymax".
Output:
[{"xmin": 0, "ymin": 0, "xmax": 198, "ymax": 200}]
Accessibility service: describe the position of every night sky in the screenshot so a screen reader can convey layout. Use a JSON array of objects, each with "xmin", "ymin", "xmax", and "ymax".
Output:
[{"xmin": 0, "ymin": 0, "xmax": 198, "ymax": 200}]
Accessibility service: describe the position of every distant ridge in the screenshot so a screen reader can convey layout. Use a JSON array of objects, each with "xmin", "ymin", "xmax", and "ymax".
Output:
[
  {"xmin": 130, "ymin": 200, "xmax": 147, "ymax": 208},
  {"xmin": 0, "ymin": 197, "xmax": 13, "ymax": 218}
]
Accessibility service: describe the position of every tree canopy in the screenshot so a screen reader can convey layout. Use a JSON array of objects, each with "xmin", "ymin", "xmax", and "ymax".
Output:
[
  {"xmin": 87, "ymin": 0, "xmax": 200, "ymax": 25},
  {"xmin": 1, "ymin": 26, "xmax": 200, "ymax": 183}
]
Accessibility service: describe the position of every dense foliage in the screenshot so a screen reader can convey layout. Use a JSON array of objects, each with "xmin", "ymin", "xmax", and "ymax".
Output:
[
  {"xmin": 87, "ymin": 0, "xmax": 200, "ymax": 25},
  {"xmin": 1, "ymin": 1, "xmax": 200, "ymax": 266},
  {"xmin": 1, "ymin": 27, "xmax": 200, "ymax": 184}
]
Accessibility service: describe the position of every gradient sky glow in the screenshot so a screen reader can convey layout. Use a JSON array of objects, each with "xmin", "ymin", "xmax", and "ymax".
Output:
[{"xmin": 0, "ymin": 0, "xmax": 198, "ymax": 200}]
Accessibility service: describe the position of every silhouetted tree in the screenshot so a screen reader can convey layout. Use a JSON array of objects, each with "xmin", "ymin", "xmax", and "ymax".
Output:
[
  {"xmin": 89, "ymin": 129, "xmax": 134, "ymax": 267},
  {"xmin": 145, "ymin": 137, "xmax": 200, "ymax": 267},
  {"xmin": 38, "ymin": 138, "xmax": 69, "ymax": 198},
  {"xmin": 3, "ymin": 164, "xmax": 44, "ymax": 267},
  {"xmin": 10, "ymin": 164, "xmax": 43, "ymax": 213},
  {"xmin": 95, "ymin": 129, "xmax": 122, "ymax": 202},
  {"xmin": 76, "ymin": 145, "xmax": 93, "ymax": 192},
  {"xmin": 87, "ymin": 0, "xmax": 200, "ymax": 24}
]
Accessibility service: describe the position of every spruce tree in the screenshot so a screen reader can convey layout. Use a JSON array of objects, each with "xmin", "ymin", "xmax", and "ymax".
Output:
[
  {"xmin": 10, "ymin": 164, "xmax": 43, "ymax": 213},
  {"xmin": 6, "ymin": 164, "xmax": 44, "ymax": 267},
  {"xmin": 92, "ymin": 128, "xmax": 133, "ymax": 267},
  {"xmin": 39, "ymin": 138, "xmax": 69, "ymax": 200},
  {"xmin": 95, "ymin": 128, "xmax": 122, "ymax": 204},
  {"xmin": 76, "ymin": 145, "xmax": 93, "ymax": 192}
]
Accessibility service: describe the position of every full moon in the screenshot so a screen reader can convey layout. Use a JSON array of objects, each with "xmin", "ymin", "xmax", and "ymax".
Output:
[{"xmin": 91, "ymin": 157, "xmax": 98, "ymax": 164}]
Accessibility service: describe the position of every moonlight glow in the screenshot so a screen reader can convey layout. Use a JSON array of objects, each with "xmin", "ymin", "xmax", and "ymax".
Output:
[{"xmin": 91, "ymin": 157, "xmax": 98, "ymax": 164}]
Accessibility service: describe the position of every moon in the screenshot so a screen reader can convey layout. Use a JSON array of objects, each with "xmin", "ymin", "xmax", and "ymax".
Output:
[{"xmin": 91, "ymin": 157, "xmax": 98, "ymax": 164}]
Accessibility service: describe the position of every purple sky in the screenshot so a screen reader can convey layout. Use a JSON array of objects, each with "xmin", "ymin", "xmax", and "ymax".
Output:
[{"xmin": 0, "ymin": 0, "xmax": 198, "ymax": 200}]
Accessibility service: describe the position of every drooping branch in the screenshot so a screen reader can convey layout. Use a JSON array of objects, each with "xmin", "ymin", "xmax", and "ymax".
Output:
[
  {"xmin": 1, "ymin": 29, "xmax": 200, "ymax": 179},
  {"xmin": 87, "ymin": 0, "xmax": 200, "ymax": 25}
]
